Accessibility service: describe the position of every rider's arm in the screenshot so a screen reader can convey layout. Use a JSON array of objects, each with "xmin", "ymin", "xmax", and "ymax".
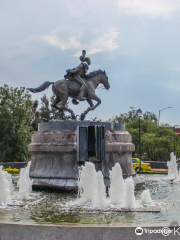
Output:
[{"xmin": 70, "ymin": 63, "xmax": 83, "ymax": 74}]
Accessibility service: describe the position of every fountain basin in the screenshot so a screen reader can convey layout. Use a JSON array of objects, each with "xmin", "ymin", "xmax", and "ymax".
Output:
[{"xmin": 0, "ymin": 174, "xmax": 177, "ymax": 227}]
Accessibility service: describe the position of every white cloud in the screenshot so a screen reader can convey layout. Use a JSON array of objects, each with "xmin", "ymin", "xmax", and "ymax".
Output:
[
  {"xmin": 116, "ymin": 0, "xmax": 180, "ymax": 18},
  {"xmin": 41, "ymin": 28, "xmax": 120, "ymax": 56},
  {"xmin": 41, "ymin": 27, "xmax": 82, "ymax": 50},
  {"xmin": 0, "ymin": 26, "xmax": 120, "ymax": 76},
  {"xmin": 81, "ymin": 29, "xmax": 119, "ymax": 55},
  {"xmin": 42, "ymin": 35, "xmax": 81, "ymax": 51}
]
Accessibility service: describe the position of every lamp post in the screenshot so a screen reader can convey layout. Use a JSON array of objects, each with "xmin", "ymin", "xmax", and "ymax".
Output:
[
  {"xmin": 173, "ymin": 125, "xmax": 179, "ymax": 155},
  {"xmin": 137, "ymin": 109, "xmax": 142, "ymax": 170},
  {"xmin": 158, "ymin": 107, "xmax": 173, "ymax": 125}
]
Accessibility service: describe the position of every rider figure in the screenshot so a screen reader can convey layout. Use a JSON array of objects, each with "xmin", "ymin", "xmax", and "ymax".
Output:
[{"xmin": 65, "ymin": 50, "xmax": 91, "ymax": 101}]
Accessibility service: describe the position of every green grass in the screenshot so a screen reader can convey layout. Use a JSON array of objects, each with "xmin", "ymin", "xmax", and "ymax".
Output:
[{"xmin": 136, "ymin": 170, "xmax": 168, "ymax": 174}]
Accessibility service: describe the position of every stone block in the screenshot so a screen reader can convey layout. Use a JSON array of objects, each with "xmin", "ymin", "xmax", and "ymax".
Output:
[{"xmin": 28, "ymin": 121, "xmax": 144, "ymax": 190}]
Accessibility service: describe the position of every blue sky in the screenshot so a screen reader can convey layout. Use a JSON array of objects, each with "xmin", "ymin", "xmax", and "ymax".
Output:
[{"xmin": 1, "ymin": 0, "xmax": 180, "ymax": 125}]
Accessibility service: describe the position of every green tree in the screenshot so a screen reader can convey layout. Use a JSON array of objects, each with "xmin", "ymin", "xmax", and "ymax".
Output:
[
  {"xmin": 110, "ymin": 108, "xmax": 180, "ymax": 161},
  {"xmin": 39, "ymin": 93, "xmax": 68, "ymax": 122},
  {"xmin": 28, "ymin": 100, "xmax": 41, "ymax": 131},
  {"xmin": 39, "ymin": 94, "xmax": 51, "ymax": 122},
  {"xmin": 110, "ymin": 107, "xmax": 158, "ymax": 123},
  {"xmin": 50, "ymin": 94, "xmax": 67, "ymax": 120},
  {"xmin": 0, "ymin": 85, "xmax": 33, "ymax": 162}
]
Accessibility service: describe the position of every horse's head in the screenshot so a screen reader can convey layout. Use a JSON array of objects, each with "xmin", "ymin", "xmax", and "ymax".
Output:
[
  {"xmin": 101, "ymin": 71, "xmax": 110, "ymax": 90},
  {"xmin": 85, "ymin": 69, "xmax": 110, "ymax": 90}
]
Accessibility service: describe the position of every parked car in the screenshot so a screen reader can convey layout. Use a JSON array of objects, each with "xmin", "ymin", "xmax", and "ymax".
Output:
[{"xmin": 132, "ymin": 158, "xmax": 151, "ymax": 171}]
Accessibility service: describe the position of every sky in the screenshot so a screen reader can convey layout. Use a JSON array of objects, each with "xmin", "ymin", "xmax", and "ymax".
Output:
[{"xmin": 1, "ymin": 0, "xmax": 180, "ymax": 125}]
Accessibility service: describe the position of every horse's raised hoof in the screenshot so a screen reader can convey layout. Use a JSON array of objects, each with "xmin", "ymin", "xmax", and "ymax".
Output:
[
  {"xmin": 71, "ymin": 115, "xmax": 77, "ymax": 120},
  {"xmin": 60, "ymin": 113, "xmax": 66, "ymax": 120},
  {"xmin": 80, "ymin": 113, "xmax": 86, "ymax": 121},
  {"xmin": 72, "ymin": 99, "xmax": 79, "ymax": 105}
]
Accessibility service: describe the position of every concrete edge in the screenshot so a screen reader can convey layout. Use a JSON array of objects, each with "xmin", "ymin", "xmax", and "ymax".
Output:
[{"xmin": 0, "ymin": 223, "xmax": 177, "ymax": 240}]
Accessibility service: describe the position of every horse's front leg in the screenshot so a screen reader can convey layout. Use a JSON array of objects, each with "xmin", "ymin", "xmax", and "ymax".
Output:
[
  {"xmin": 80, "ymin": 96, "xmax": 101, "ymax": 121},
  {"xmin": 90, "ymin": 94, "xmax": 101, "ymax": 111},
  {"xmin": 80, "ymin": 99, "xmax": 94, "ymax": 121},
  {"xmin": 85, "ymin": 99, "xmax": 94, "ymax": 113}
]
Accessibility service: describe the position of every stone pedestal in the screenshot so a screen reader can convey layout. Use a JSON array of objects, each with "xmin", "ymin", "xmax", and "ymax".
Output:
[{"xmin": 28, "ymin": 121, "xmax": 144, "ymax": 191}]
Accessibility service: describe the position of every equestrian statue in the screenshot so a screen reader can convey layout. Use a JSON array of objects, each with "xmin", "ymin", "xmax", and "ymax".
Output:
[{"xmin": 27, "ymin": 50, "xmax": 110, "ymax": 120}]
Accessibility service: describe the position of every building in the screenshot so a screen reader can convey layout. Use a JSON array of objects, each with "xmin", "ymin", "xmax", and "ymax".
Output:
[{"xmin": 173, "ymin": 128, "xmax": 180, "ymax": 138}]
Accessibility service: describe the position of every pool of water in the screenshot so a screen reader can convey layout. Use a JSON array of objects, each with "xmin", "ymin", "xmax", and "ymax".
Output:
[{"xmin": 0, "ymin": 174, "xmax": 179, "ymax": 226}]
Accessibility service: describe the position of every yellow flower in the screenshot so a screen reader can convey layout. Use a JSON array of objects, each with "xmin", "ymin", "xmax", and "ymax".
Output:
[{"xmin": 2, "ymin": 167, "xmax": 20, "ymax": 174}]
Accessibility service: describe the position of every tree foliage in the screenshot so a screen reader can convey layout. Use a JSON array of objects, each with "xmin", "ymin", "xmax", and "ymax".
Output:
[
  {"xmin": 110, "ymin": 108, "xmax": 180, "ymax": 161},
  {"xmin": 0, "ymin": 86, "xmax": 70, "ymax": 162},
  {"xmin": 110, "ymin": 107, "xmax": 157, "ymax": 123},
  {"xmin": 28, "ymin": 94, "xmax": 69, "ymax": 131},
  {"xmin": 39, "ymin": 93, "xmax": 68, "ymax": 122},
  {"xmin": 0, "ymin": 85, "xmax": 32, "ymax": 162},
  {"xmin": 28, "ymin": 100, "xmax": 40, "ymax": 131}
]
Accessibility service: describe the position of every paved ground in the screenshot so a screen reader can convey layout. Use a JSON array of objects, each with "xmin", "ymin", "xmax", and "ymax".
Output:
[{"xmin": 0, "ymin": 223, "xmax": 177, "ymax": 240}]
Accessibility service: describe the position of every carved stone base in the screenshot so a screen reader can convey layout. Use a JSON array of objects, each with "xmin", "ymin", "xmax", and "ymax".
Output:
[{"xmin": 28, "ymin": 121, "xmax": 144, "ymax": 191}]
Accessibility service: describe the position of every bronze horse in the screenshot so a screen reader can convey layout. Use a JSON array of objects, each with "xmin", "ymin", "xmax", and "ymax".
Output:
[{"xmin": 27, "ymin": 69, "xmax": 110, "ymax": 120}]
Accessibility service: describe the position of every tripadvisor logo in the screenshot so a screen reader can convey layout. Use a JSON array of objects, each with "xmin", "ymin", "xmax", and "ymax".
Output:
[
  {"xmin": 135, "ymin": 227, "xmax": 143, "ymax": 235},
  {"xmin": 135, "ymin": 226, "xmax": 175, "ymax": 236}
]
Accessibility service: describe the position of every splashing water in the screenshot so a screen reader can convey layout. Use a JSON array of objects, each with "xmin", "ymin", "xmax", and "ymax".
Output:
[
  {"xmin": 76, "ymin": 162, "xmax": 152, "ymax": 210},
  {"xmin": 109, "ymin": 163, "xmax": 124, "ymax": 205},
  {"xmin": 0, "ymin": 166, "xmax": 12, "ymax": 204},
  {"xmin": 92, "ymin": 171, "xmax": 107, "ymax": 208},
  {"xmin": 141, "ymin": 189, "xmax": 152, "ymax": 204},
  {"xmin": 76, "ymin": 162, "xmax": 107, "ymax": 207},
  {"xmin": 123, "ymin": 177, "xmax": 135, "ymax": 209},
  {"xmin": 167, "ymin": 152, "xmax": 178, "ymax": 180},
  {"xmin": 18, "ymin": 161, "xmax": 33, "ymax": 199},
  {"xmin": 77, "ymin": 162, "xmax": 97, "ymax": 204}
]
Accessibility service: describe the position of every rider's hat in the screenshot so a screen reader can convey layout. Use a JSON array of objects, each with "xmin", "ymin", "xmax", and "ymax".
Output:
[{"xmin": 79, "ymin": 50, "xmax": 86, "ymax": 62}]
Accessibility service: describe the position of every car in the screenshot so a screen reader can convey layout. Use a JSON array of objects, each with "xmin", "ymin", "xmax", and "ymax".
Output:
[{"xmin": 132, "ymin": 158, "xmax": 151, "ymax": 171}]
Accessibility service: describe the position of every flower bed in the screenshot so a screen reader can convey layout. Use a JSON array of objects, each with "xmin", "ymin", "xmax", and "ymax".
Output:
[
  {"xmin": 3, "ymin": 167, "xmax": 20, "ymax": 174},
  {"xmin": 136, "ymin": 170, "xmax": 168, "ymax": 174}
]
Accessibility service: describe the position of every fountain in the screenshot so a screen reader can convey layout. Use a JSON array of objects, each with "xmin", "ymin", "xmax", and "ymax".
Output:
[
  {"xmin": 0, "ymin": 166, "xmax": 12, "ymax": 204},
  {"xmin": 18, "ymin": 161, "xmax": 33, "ymax": 199},
  {"xmin": 0, "ymin": 161, "xmax": 146, "ymax": 210},
  {"xmin": 76, "ymin": 161, "xmax": 97, "ymax": 204},
  {"xmin": 26, "ymin": 50, "xmax": 144, "ymax": 197},
  {"xmin": 141, "ymin": 189, "xmax": 152, "ymax": 204},
  {"xmin": 0, "ymin": 163, "xmax": 33, "ymax": 204},
  {"xmin": 92, "ymin": 171, "xmax": 107, "ymax": 208},
  {"xmin": 28, "ymin": 121, "xmax": 144, "ymax": 191},
  {"xmin": 123, "ymin": 177, "xmax": 135, "ymax": 209},
  {"xmin": 1, "ymin": 51, "xmax": 178, "ymax": 239},
  {"xmin": 167, "ymin": 152, "xmax": 179, "ymax": 180},
  {"xmin": 2, "ymin": 113, "xmax": 179, "ymax": 237},
  {"xmin": 71, "ymin": 162, "xmax": 145, "ymax": 210},
  {"xmin": 109, "ymin": 162, "xmax": 124, "ymax": 205},
  {"xmin": 1, "ymin": 155, "xmax": 180, "ymax": 239}
]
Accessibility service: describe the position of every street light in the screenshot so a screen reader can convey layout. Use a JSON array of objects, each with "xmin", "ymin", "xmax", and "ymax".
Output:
[
  {"xmin": 173, "ymin": 125, "xmax": 179, "ymax": 155},
  {"xmin": 137, "ymin": 109, "xmax": 142, "ymax": 171},
  {"xmin": 158, "ymin": 107, "xmax": 173, "ymax": 125}
]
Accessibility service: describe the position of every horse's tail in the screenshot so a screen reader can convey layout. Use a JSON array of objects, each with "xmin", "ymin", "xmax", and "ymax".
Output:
[{"xmin": 26, "ymin": 81, "xmax": 54, "ymax": 93}]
